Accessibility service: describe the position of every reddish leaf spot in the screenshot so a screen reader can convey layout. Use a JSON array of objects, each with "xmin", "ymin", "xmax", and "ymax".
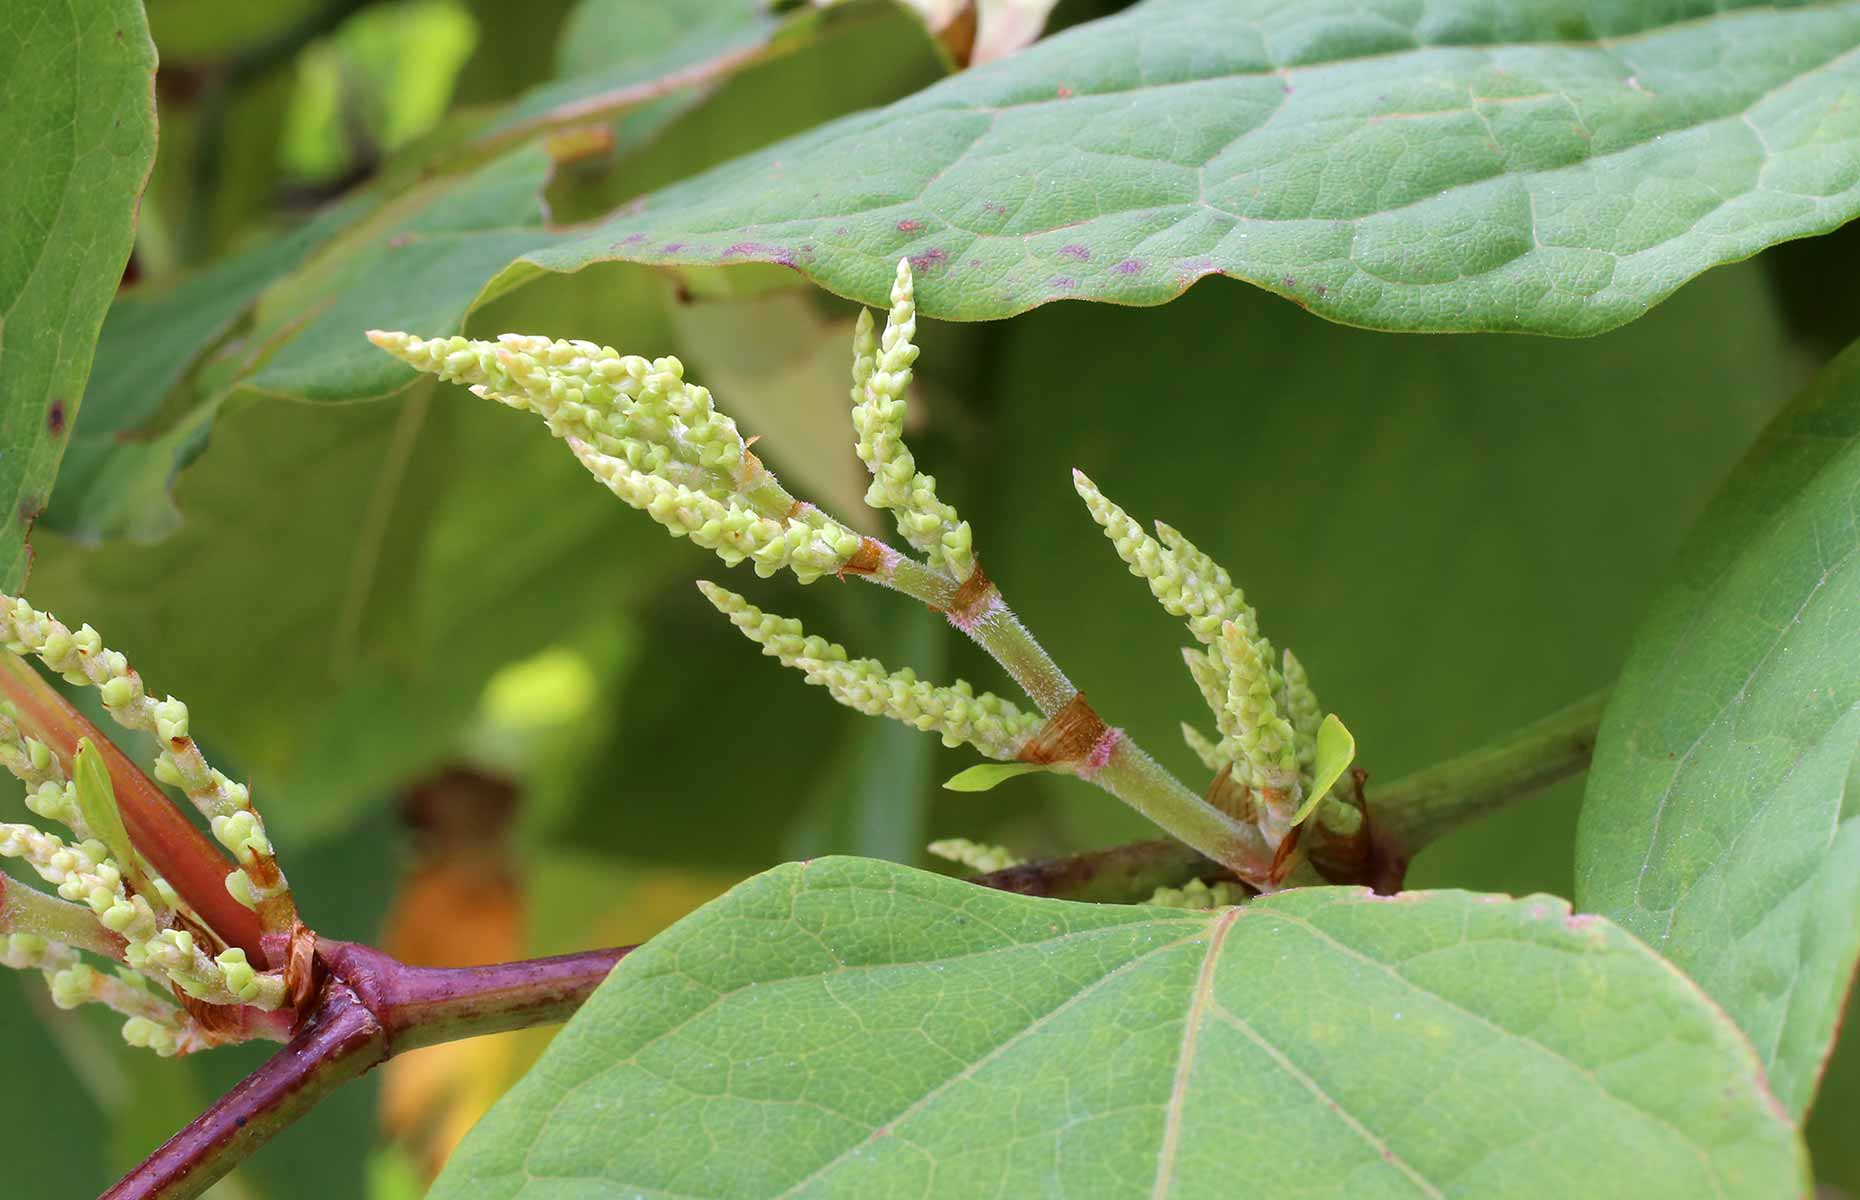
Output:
[
  {"xmin": 1057, "ymin": 85, "xmax": 1074, "ymax": 98},
  {"xmin": 1059, "ymin": 244, "xmax": 1090, "ymax": 261},
  {"xmin": 46, "ymin": 400, "xmax": 66, "ymax": 437},
  {"xmin": 908, "ymin": 248, "xmax": 948, "ymax": 273},
  {"xmin": 896, "ymin": 219, "xmax": 923, "ymax": 233}
]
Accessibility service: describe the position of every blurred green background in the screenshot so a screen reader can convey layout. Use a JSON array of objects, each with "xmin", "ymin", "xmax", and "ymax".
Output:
[{"xmin": 6, "ymin": 0, "xmax": 1860, "ymax": 1195}]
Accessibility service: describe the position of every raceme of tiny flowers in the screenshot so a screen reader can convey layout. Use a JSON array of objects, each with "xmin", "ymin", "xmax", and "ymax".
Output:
[
  {"xmin": 0, "ymin": 596, "xmax": 293, "ymax": 926},
  {"xmin": 366, "ymin": 258, "xmax": 975, "ymax": 592},
  {"xmin": 851, "ymin": 258, "xmax": 975, "ymax": 581},
  {"xmin": 365, "ymin": 328, "xmax": 872, "ymax": 584},
  {"xmin": 926, "ymin": 838, "xmax": 1026, "ymax": 874},
  {"xmin": 1071, "ymin": 473, "xmax": 1351, "ymax": 848},
  {"xmin": 698, "ymin": 582, "xmax": 1042, "ymax": 761},
  {"xmin": 0, "ymin": 595, "xmax": 294, "ymax": 1055}
]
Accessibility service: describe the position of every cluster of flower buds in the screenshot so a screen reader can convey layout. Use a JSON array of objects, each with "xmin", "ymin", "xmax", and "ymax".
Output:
[
  {"xmin": 368, "ymin": 261, "xmax": 1354, "ymax": 884},
  {"xmin": 1071, "ymin": 474, "xmax": 1350, "ymax": 854},
  {"xmin": 0, "ymin": 595, "xmax": 298, "ymax": 1055},
  {"xmin": 850, "ymin": 259, "xmax": 975, "ymax": 582},
  {"xmin": 371, "ymin": 260, "xmax": 1029, "ymax": 773},
  {"xmin": 365, "ymin": 329, "xmax": 874, "ymax": 584},
  {"xmin": 926, "ymin": 838, "xmax": 1024, "ymax": 873},
  {"xmin": 699, "ymin": 583, "xmax": 1041, "ymax": 759},
  {"xmin": 368, "ymin": 258, "xmax": 977, "ymax": 596}
]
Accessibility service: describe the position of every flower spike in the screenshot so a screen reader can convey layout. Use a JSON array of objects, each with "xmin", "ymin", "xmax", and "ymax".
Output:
[
  {"xmin": 851, "ymin": 259, "xmax": 975, "ymax": 581},
  {"xmin": 1072, "ymin": 474, "xmax": 1355, "ymax": 863},
  {"xmin": 0, "ymin": 596, "xmax": 293, "ymax": 935},
  {"xmin": 368, "ymin": 330, "xmax": 869, "ymax": 585},
  {"xmin": 0, "ymin": 595, "xmax": 298, "ymax": 1055},
  {"xmin": 698, "ymin": 582, "xmax": 1040, "ymax": 760}
]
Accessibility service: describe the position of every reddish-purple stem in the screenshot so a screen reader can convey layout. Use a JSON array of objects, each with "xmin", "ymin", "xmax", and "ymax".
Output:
[{"xmin": 105, "ymin": 943, "xmax": 634, "ymax": 1200}]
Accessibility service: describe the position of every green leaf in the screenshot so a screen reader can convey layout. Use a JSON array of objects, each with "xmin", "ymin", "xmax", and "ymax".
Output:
[
  {"xmin": 435, "ymin": 858, "xmax": 1804, "ymax": 1198},
  {"xmin": 0, "ymin": 0, "xmax": 156, "ymax": 587},
  {"xmin": 48, "ymin": 193, "xmax": 381, "ymax": 542},
  {"xmin": 505, "ymin": 0, "xmax": 1860, "ymax": 333},
  {"xmin": 72, "ymin": 739, "xmax": 136, "ymax": 886},
  {"xmin": 942, "ymin": 761, "xmax": 1047, "ymax": 792},
  {"xmin": 1292, "ymin": 713, "xmax": 1355, "ymax": 826},
  {"xmin": 1575, "ymin": 339, "xmax": 1860, "ymax": 1120}
]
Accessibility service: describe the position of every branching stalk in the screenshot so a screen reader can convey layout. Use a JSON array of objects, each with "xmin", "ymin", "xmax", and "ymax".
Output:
[{"xmin": 105, "ymin": 942, "xmax": 635, "ymax": 1200}]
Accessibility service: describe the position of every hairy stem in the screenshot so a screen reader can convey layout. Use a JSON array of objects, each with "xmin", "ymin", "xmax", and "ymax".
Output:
[
  {"xmin": 1094, "ymin": 741, "xmax": 1272, "ymax": 878},
  {"xmin": 1369, "ymin": 690, "xmax": 1607, "ymax": 857},
  {"xmin": 106, "ymin": 942, "xmax": 635, "ymax": 1200}
]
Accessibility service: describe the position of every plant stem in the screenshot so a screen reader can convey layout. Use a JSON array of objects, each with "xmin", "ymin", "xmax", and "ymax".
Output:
[
  {"xmin": 1368, "ymin": 689, "xmax": 1607, "ymax": 857},
  {"xmin": 850, "ymin": 549, "xmax": 1269, "ymax": 877},
  {"xmin": 0, "ymin": 872, "xmax": 129, "ymax": 960},
  {"xmin": 103, "ymin": 984, "xmax": 384, "ymax": 1200},
  {"xmin": 106, "ymin": 942, "xmax": 635, "ymax": 1200},
  {"xmin": 1094, "ymin": 741, "xmax": 1272, "ymax": 877},
  {"xmin": 317, "ymin": 940, "xmax": 632, "ymax": 1053},
  {"xmin": 968, "ymin": 838, "xmax": 1228, "ymax": 902}
]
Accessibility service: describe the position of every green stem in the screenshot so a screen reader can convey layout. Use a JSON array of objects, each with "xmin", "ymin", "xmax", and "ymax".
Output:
[
  {"xmin": 848, "ymin": 543, "xmax": 1269, "ymax": 882},
  {"xmin": 1094, "ymin": 741, "xmax": 1273, "ymax": 878},
  {"xmin": 0, "ymin": 873, "xmax": 128, "ymax": 960},
  {"xmin": 1369, "ymin": 690, "xmax": 1607, "ymax": 855},
  {"xmin": 964, "ymin": 601, "xmax": 1076, "ymax": 715}
]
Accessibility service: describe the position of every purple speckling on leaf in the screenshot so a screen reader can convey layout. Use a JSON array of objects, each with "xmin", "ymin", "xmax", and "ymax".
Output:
[
  {"xmin": 620, "ymin": 232, "xmax": 646, "ymax": 245},
  {"xmin": 721, "ymin": 241, "xmax": 794, "ymax": 265},
  {"xmin": 1058, "ymin": 244, "xmax": 1091, "ymax": 261},
  {"xmin": 659, "ymin": 243, "xmax": 686, "ymax": 255},
  {"xmin": 1050, "ymin": 276, "xmax": 1078, "ymax": 291},
  {"xmin": 1174, "ymin": 256, "xmax": 1219, "ymax": 287},
  {"xmin": 1112, "ymin": 258, "xmax": 1143, "ymax": 275},
  {"xmin": 908, "ymin": 248, "xmax": 948, "ymax": 273}
]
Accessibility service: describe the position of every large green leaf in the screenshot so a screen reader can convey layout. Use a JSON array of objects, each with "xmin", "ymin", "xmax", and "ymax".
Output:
[
  {"xmin": 0, "ymin": 0, "xmax": 156, "ymax": 587},
  {"xmin": 975, "ymin": 260, "xmax": 1793, "ymax": 896},
  {"xmin": 435, "ymin": 857, "xmax": 1804, "ymax": 1198},
  {"xmin": 30, "ymin": 12, "xmax": 947, "ymax": 839},
  {"xmin": 499, "ymin": 0, "xmax": 1860, "ymax": 333},
  {"xmin": 1575, "ymin": 340, "xmax": 1860, "ymax": 1120}
]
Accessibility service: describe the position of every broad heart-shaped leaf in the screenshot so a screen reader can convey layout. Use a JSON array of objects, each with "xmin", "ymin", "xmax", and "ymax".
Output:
[
  {"xmin": 0, "ymin": 0, "xmax": 155, "ymax": 587},
  {"xmin": 435, "ymin": 858, "xmax": 1804, "ymax": 1198},
  {"xmin": 497, "ymin": 0, "xmax": 1860, "ymax": 334},
  {"xmin": 1575, "ymin": 340, "xmax": 1860, "ymax": 1120}
]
